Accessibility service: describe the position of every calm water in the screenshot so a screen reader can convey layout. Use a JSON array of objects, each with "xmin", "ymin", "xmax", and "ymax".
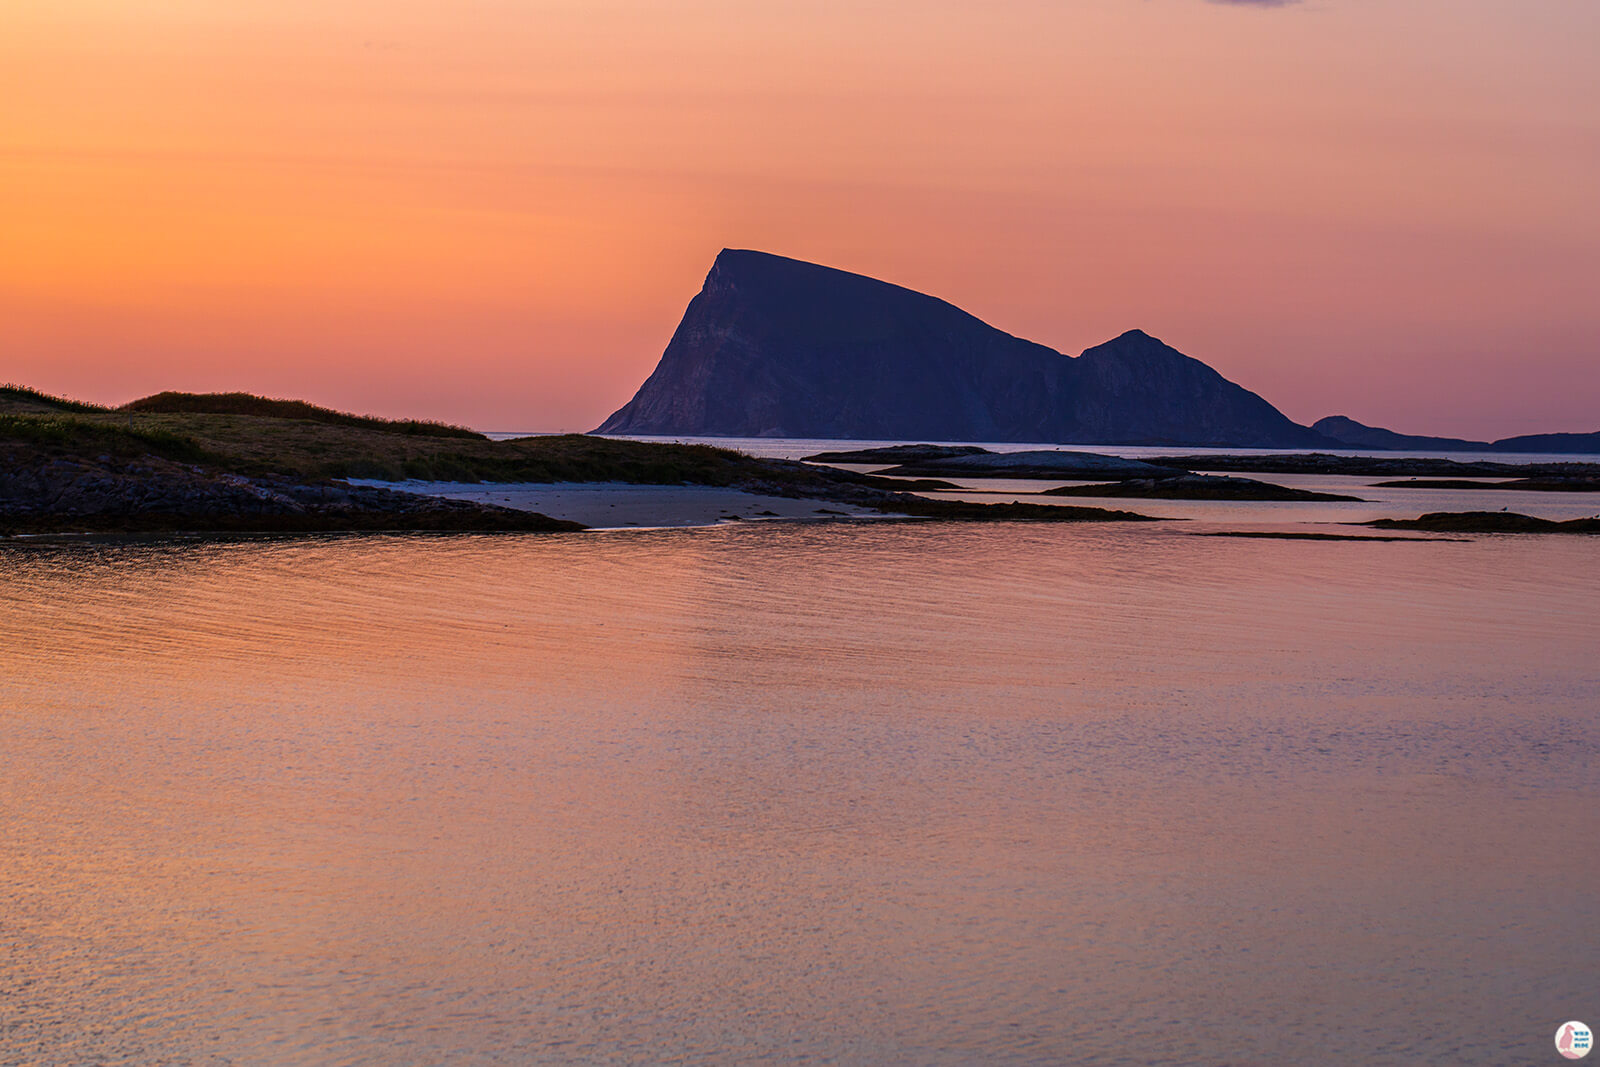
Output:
[
  {"xmin": 2, "ymin": 523, "xmax": 1597, "ymax": 1064},
  {"xmin": 502, "ymin": 431, "xmax": 1600, "ymax": 470}
]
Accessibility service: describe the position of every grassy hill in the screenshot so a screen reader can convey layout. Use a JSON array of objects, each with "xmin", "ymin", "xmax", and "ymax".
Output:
[
  {"xmin": 122, "ymin": 391, "xmax": 481, "ymax": 439},
  {"xmin": 0, "ymin": 384, "xmax": 109, "ymax": 415}
]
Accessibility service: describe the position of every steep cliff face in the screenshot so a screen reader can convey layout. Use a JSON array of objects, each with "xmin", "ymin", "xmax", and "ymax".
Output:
[
  {"xmin": 597, "ymin": 250, "xmax": 1326, "ymax": 447},
  {"xmin": 598, "ymin": 249, "xmax": 1064, "ymax": 439}
]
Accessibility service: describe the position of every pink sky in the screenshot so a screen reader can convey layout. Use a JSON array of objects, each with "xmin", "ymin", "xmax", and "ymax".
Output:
[{"xmin": 3, "ymin": 0, "xmax": 1597, "ymax": 437}]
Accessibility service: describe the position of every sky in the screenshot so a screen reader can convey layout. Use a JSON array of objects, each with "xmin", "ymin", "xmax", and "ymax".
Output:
[{"xmin": 3, "ymin": 0, "xmax": 1597, "ymax": 437}]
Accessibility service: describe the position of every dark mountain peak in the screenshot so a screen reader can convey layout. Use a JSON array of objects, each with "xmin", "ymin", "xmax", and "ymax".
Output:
[
  {"xmin": 1312, "ymin": 414, "xmax": 1482, "ymax": 450},
  {"xmin": 597, "ymin": 251, "xmax": 1326, "ymax": 446},
  {"xmin": 1082, "ymin": 329, "xmax": 1197, "ymax": 364},
  {"xmin": 699, "ymin": 248, "xmax": 998, "ymax": 341},
  {"xmin": 1314, "ymin": 415, "xmax": 1363, "ymax": 433},
  {"xmin": 706, "ymin": 248, "xmax": 905, "ymax": 301},
  {"xmin": 1073, "ymin": 328, "xmax": 1245, "ymax": 401}
]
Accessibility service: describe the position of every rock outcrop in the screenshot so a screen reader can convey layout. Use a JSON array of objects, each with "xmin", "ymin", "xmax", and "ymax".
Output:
[
  {"xmin": 1367, "ymin": 511, "xmax": 1600, "ymax": 534},
  {"xmin": 1042, "ymin": 474, "xmax": 1362, "ymax": 502},
  {"xmin": 0, "ymin": 446, "xmax": 583, "ymax": 534},
  {"xmin": 873, "ymin": 450, "xmax": 1171, "ymax": 480},
  {"xmin": 598, "ymin": 250, "xmax": 1328, "ymax": 448}
]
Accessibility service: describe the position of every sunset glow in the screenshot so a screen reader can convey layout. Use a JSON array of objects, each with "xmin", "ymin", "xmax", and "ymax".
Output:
[{"xmin": 4, "ymin": 0, "xmax": 1597, "ymax": 435}]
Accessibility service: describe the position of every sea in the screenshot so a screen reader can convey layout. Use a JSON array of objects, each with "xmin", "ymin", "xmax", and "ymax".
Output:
[{"xmin": 2, "ymin": 438, "xmax": 1596, "ymax": 1064}]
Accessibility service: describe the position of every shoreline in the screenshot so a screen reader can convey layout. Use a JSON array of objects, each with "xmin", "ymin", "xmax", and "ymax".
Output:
[{"xmin": 345, "ymin": 479, "xmax": 900, "ymax": 528}]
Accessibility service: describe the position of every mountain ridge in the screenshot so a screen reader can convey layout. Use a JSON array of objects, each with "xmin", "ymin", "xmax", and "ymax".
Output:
[{"xmin": 597, "ymin": 250, "xmax": 1327, "ymax": 448}]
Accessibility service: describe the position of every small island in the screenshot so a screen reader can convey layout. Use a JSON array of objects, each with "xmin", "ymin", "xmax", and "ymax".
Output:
[
  {"xmin": 806, "ymin": 444, "xmax": 1600, "ymax": 481},
  {"xmin": 1369, "ymin": 477, "xmax": 1600, "ymax": 492},
  {"xmin": 1041, "ymin": 474, "xmax": 1362, "ymax": 502},
  {"xmin": 1365, "ymin": 511, "xmax": 1600, "ymax": 534}
]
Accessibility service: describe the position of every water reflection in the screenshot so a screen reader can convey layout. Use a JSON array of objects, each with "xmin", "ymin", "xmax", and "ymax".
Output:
[{"xmin": 1, "ymin": 525, "xmax": 1596, "ymax": 1063}]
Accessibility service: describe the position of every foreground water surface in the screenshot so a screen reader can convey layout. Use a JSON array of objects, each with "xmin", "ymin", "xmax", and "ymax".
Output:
[{"xmin": 2, "ymin": 523, "xmax": 1596, "ymax": 1064}]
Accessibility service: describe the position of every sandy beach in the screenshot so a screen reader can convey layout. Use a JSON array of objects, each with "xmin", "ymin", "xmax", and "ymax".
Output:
[{"xmin": 345, "ymin": 479, "xmax": 893, "ymax": 528}]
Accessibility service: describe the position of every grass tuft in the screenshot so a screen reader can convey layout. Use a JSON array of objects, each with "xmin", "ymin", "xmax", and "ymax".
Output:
[
  {"xmin": 0, "ymin": 414, "xmax": 209, "ymax": 460},
  {"xmin": 0, "ymin": 384, "xmax": 111, "ymax": 414}
]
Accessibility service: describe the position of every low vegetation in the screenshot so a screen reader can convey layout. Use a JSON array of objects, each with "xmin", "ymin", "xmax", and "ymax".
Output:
[
  {"xmin": 0, "ymin": 384, "xmax": 110, "ymax": 414},
  {"xmin": 1, "ymin": 399, "xmax": 774, "ymax": 485},
  {"xmin": 122, "ymin": 392, "xmax": 482, "ymax": 439},
  {"xmin": 0, "ymin": 414, "xmax": 209, "ymax": 461}
]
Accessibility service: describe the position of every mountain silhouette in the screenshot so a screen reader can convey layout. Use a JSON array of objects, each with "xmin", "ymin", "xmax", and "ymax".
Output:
[{"xmin": 598, "ymin": 250, "xmax": 1328, "ymax": 447}]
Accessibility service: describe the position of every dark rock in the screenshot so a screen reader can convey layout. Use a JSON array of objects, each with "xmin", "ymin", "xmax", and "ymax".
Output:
[
  {"xmin": 1043, "ymin": 473, "xmax": 1362, "ymax": 501},
  {"xmin": 877, "ymin": 450, "xmax": 1170, "ymax": 479},
  {"xmin": 1369, "ymin": 479, "xmax": 1515, "ymax": 490},
  {"xmin": 803, "ymin": 444, "xmax": 990, "ymax": 464},
  {"xmin": 1369, "ymin": 476, "xmax": 1600, "ymax": 492},
  {"xmin": 1197, "ymin": 531, "xmax": 1461, "ymax": 542},
  {"xmin": 886, "ymin": 498, "xmax": 1158, "ymax": 523},
  {"xmin": 0, "ymin": 445, "xmax": 584, "ymax": 534},
  {"xmin": 857, "ymin": 476, "xmax": 962, "ymax": 492},
  {"xmin": 1366, "ymin": 511, "xmax": 1600, "ymax": 534}
]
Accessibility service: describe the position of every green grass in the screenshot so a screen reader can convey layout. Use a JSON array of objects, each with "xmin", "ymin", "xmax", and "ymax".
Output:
[
  {"xmin": 0, "ymin": 384, "xmax": 110, "ymax": 414},
  {"xmin": 0, "ymin": 414, "xmax": 208, "ymax": 460}
]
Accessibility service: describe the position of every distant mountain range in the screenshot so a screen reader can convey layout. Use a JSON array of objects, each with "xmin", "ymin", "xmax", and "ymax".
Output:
[
  {"xmin": 1311, "ymin": 415, "xmax": 1600, "ymax": 454},
  {"xmin": 598, "ymin": 250, "xmax": 1599, "ymax": 452}
]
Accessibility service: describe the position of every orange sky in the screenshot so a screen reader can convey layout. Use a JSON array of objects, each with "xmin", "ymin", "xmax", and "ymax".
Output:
[{"xmin": 3, "ymin": 0, "xmax": 1597, "ymax": 436}]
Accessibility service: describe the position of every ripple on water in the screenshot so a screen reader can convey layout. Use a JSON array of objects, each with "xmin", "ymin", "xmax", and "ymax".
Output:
[{"xmin": 1, "ymin": 524, "xmax": 1596, "ymax": 1064}]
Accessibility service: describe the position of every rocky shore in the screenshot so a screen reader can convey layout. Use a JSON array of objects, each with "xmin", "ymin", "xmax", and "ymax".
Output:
[
  {"xmin": 1369, "ymin": 476, "xmax": 1600, "ymax": 492},
  {"xmin": 0, "ymin": 432, "xmax": 1156, "ymax": 535},
  {"xmin": 0, "ymin": 446, "xmax": 583, "ymax": 535},
  {"xmin": 1160, "ymin": 453, "xmax": 1600, "ymax": 478},
  {"xmin": 806, "ymin": 445, "xmax": 1600, "ymax": 480},
  {"xmin": 875, "ymin": 451, "xmax": 1170, "ymax": 479},
  {"xmin": 1042, "ymin": 473, "xmax": 1361, "ymax": 502},
  {"xmin": 1366, "ymin": 511, "xmax": 1600, "ymax": 534}
]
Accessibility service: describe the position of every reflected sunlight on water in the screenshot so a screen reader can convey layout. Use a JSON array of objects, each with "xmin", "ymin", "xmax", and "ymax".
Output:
[{"xmin": 1, "ymin": 523, "xmax": 1596, "ymax": 1064}]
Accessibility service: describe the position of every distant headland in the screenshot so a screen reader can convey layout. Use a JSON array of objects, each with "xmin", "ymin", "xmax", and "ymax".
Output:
[{"xmin": 599, "ymin": 249, "xmax": 1600, "ymax": 453}]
